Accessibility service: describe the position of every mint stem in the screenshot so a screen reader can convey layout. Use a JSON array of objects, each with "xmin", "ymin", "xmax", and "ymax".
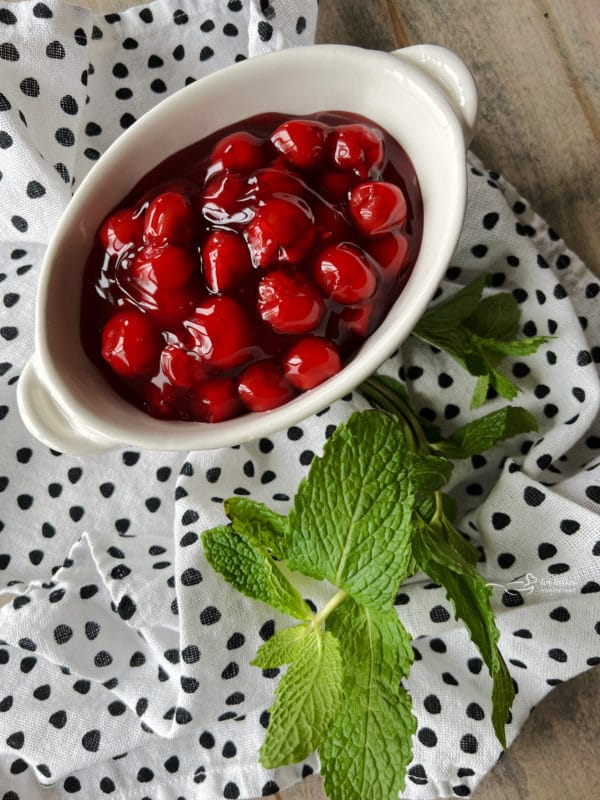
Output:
[
  {"xmin": 359, "ymin": 377, "xmax": 429, "ymax": 452},
  {"xmin": 311, "ymin": 589, "xmax": 348, "ymax": 630}
]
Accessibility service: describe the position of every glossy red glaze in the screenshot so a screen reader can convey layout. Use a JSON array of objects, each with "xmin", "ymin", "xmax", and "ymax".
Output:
[{"xmin": 82, "ymin": 112, "xmax": 423, "ymax": 422}]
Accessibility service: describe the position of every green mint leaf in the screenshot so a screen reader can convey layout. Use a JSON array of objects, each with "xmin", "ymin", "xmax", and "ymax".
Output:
[
  {"xmin": 433, "ymin": 406, "xmax": 538, "ymax": 459},
  {"xmin": 320, "ymin": 598, "xmax": 415, "ymax": 800},
  {"xmin": 410, "ymin": 452, "xmax": 453, "ymax": 494},
  {"xmin": 367, "ymin": 373, "xmax": 412, "ymax": 405},
  {"xmin": 224, "ymin": 496, "xmax": 287, "ymax": 558},
  {"xmin": 441, "ymin": 492, "xmax": 458, "ymax": 524},
  {"xmin": 464, "ymin": 293, "xmax": 520, "ymax": 341},
  {"xmin": 413, "ymin": 275, "xmax": 488, "ymax": 336},
  {"xmin": 412, "ymin": 519, "xmax": 514, "ymax": 746},
  {"xmin": 287, "ymin": 410, "xmax": 415, "ymax": 609},
  {"xmin": 472, "ymin": 333, "xmax": 552, "ymax": 357},
  {"xmin": 252, "ymin": 623, "xmax": 311, "ymax": 669},
  {"xmin": 489, "ymin": 368, "xmax": 520, "ymax": 402},
  {"xmin": 435, "ymin": 514, "xmax": 480, "ymax": 567},
  {"xmin": 471, "ymin": 374, "xmax": 490, "ymax": 408},
  {"xmin": 202, "ymin": 526, "xmax": 312, "ymax": 621},
  {"xmin": 260, "ymin": 628, "xmax": 342, "ymax": 768}
]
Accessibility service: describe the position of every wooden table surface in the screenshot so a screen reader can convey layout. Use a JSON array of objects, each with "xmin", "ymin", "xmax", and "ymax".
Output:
[{"xmin": 276, "ymin": 2, "xmax": 600, "ymax": 800}]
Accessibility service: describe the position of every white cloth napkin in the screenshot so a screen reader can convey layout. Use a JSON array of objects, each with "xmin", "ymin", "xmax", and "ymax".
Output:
[{"xmin": 0, "ymin": 2, "xmax": 599, "ymax": 799}]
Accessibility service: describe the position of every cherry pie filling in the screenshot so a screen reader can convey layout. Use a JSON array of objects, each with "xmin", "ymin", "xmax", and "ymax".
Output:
[{"xmin": 81, "ymin": 112, "xmax": 423, "ymax": 422}]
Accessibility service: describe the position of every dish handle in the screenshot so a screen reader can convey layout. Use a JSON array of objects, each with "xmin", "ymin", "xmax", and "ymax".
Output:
[
  {"xmin": 17, "ymin": 357, "xmax": 118, "ymax": 455},
  {"xmin": 391, "ymin": 44, "xmax": 478, "ymax": 147}
]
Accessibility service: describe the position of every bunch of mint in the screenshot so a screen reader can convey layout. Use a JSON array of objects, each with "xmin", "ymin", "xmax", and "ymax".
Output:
[{"xmin": 201, "ymin": 277, "xmax": 549, "ymax": 800}]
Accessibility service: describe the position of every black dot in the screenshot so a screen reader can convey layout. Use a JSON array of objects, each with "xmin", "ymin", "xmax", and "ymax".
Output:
[
  {"xmin": 222, "ymin": 740, "xmax": 237, "ymax": 757},
  {"xmin": 513, "ymin": 628, "xmax": 532, "ymax": 639},
  {"xmin": 122, "ymin": 36, "xmax": 138, "ymax": 50},
  {"xmin": 73, "ymin": 679, "xmax": 90, "ymax": 694},
  {"xmin": 577, "ymin": 349, "xmax": 592, "ymax": 366},
  {"xmin": 117, "ymin": 595, "xmax": 136, "ymax": 620},
  {"xmin": 548, "ymin": 562, "xmax": 570, "ymax": 574},
  {"xmin": 33, "ymin": 3, "xmax": 53, "ymax": 17},
  {"xmin": 174, "ymin": 9, "xmax": 189, "ymax": 24},
  {"xmin": 94, "ymin": 650, "xmax": 113, "ymax": 667},
  {"xmin": 491, "ymin": 512, "xmax": 511, "ymax": 530},
  {"xmin": 430, "ymin": 605, "xmax": 450, "ymax": 623},
  {"xmin": 221, "ymin": 661, "xmax": 240, "ymax": 679},
  {"xmin": 225, "ymin": 691, "xmax": 244, "ymax": 705},
  {"xmin": 466, "ymin": 701, "xmax": 485, "ymax": 720},
  {"xmin": 151, "ymin": 78, "xmax": 167, "ymax": 93},
  {"xmin": 46, "ymin": 40, "xmax": 65, "ymax": 59},
  {"xmin": 223, "ymin": 782, "xmax": 240, "ymax": 799},
  {"xmin": 0, "ymin": 695, "xmax": 12, "ymax": 711},
  {"xmin": 453, "ymin": 785, "xmax": 471, "ymax": 797},
  {"xmin": 0, "ymin": 43, "xmax": 19, "ymax": 61},
  {"xmin": 227, "ymin": 632, "xmax": 245, "ymax": 650},
  {"xmin": 548, "ymin": 647, "xmax": 567, "ymax": 662},
  {"xmin": 112, "ymin": 62, "xmax": 128, "ymax": 78},
  {"xmin": 582, "ymin": 581, "xmax": 600, "ymax": 593},
  {"xmin": 49, "ymin": 710, "xmax": 67, "ymax": 728},
  {"xmin": 538, "ymin": 542, "xmax": 557, "ymax": 560},
  {"xmin": 53, "ymin": 624, "xmax": 72, "ymax": 644},
  {"xmin": 20, "ymin": 656, "xmax": 36, "ymax": 672},
  {"xmin": 182, "ymin": 644, "xmax": 200, "ymax": 664},
  {"xmin": 6, "ymin": 731, "xmax": 24, "ymax": 749},
  {"xmin": 467, "ymin": 657, "xmax": 483, "ymax": 674},
  {"xmin": 111, "ymin": 564, "xmax": 131, "ymax": 580},
  {"xmin": 424, "ymin": 694, "xmax": 441, "ymax": 714},
  {"xmin": 460, "ymin": 733, "xmax": 478, "ymax": 753},
  {"xmin": 64, "ymin": 776, "xmax": 83, "ymax": 794},
  {"xmin": 585, "ymin": 485, "xmax": 600, "ymax": 504},
  {"xmin": 82, "ymin": 729, "xmax": 101, "ymax": 752},
  {"xmin": 55, "ymin": 126, "xmax": 75, "ymax": 147},
  {"xmin": 100, "ymin": 776, "xmax": 115, "ymax": 793},
  {"xmin": 471, "ymin": 244, "xmax": 488, "ymax": 258},
  {"xmin": 173, "ymin": 44, "xmax": 185, "ymax": 60},
  {"xmin": 417, "ymin": 727, "xmax": 437, "ymax": 747},
  {"xmin": 524, "ymin": 486, "xmax": 545, "ymax": 507},
  {"xmin": 9, "ymin": 758, "xmax": 27, "ymax": 774},
  {"xmin": 200, "ymin": 46, "xmax": 214, "ymax": 61},
  {"xmin": 108, "ymin": 700, "xmax": 126, "ymax": 716},
  {"xmin": 497, "ymin": 552, "xmax": 515, "ymax": 569},
  {"xmin": 200, "ymin": 605, "xmax": 221, "ymax": 625},
  {"xmin": 19, "ymin": 77, "xmax": 40, "ymax": 98},
  {"xmin": 10, "ymin": 216, "xmax": 27, "ymax": 233},
  {"xmin": 549, "ymin": 606, "xmax": 570, "ymax": 622},
  {"xmin": 223, "ymin": 22, "xmax": 238, "ymax": 36},
  {"xmin": 296, "ymin": 15, "xmax": 307, "ymax": 34},
  {"xmin": 0, "ymin": 8, "xmax": 17, "ymax": 25},
  {"xmin": 199, "ymin": 730, "xmax": 215, "ymax": 748},
  {"xmin": 179, "ymin": 531, "xmax": 198, "ymax": 548}
]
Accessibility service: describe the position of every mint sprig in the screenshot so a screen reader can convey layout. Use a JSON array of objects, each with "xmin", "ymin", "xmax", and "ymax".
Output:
[
  {"xmin": 199, "ymin": 277, "xmax": 549, "ymax": 800},
  {"xmin": 201, "ymin": 396, "xmax": 532, "ymax": 800},
  {"xmin": 412, "ymin": 275, "xmax": 551, "ymax": 407}
]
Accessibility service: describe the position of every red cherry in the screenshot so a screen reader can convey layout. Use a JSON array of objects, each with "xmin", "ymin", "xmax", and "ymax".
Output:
[
  {"xmin": 271, "ymin": 119, "xmax": 328, "ymax": 170},
  {"xmin": 185, "ymin": 296, "xmax": 254, "ymax": 370},
  {"xmin": 348, "ymin": 181, "xmax": 407, "ymax": 236},
  {"xmin": 201, "ymin": 173, "xmax": 246, "ymax": 224},
  {"xmin": 314, "ymin": 243, "xmax": 378, "ymax": 303},
  {"xmin": 189, "ymin": 377, "xmax": 243, "ymax": 422},
  {"xmin": 209, "ymin": 131, "xmax": 266, "ymax": 176},
  {"xmin": 365, "ymin": 230, "xmax": 410, "ymax": 278},
  {"xmin": 249, "ymin": 166, "xmax": 304, "ymax": 200},
  {"xmin": 101, "ymin": 310, "xmax": 161, "ymax": 376},
  {"xmin": 143, "ymin": 380, "xmax": 178, "ymax": 419},
  {"xmin": 283, "ymin": 337, "xmax": 341, "ymax": 390},
  {"xmin": 201, "ymin": 230, "xmax": 252, "ymax": 294},
  {"xmin": 238, "ymin": 360, "xmax": 295, "ymax": 412},
  {"xmin": 329, "ymin": 303, "xmax": 374, "ymax": 341},
  {"xmin": 133, "ymin": 245, "xmax": 197, "ymax": 290},
  {"xmin": 245, "ymin": 196, "xmax": 315, "ymax": 268},
  {"xmin": 320, "ymin": 170, "xmax": 356, "ymax": 201},
  {"xmin": 161, "ymin": 344, "xmax": 207, "ymax": 388},
  {"xmin": 312, "ymin": 201, "xmax": 353, "ymax": 244},
  {"xmin": 257, "ymin": 269, "xmax": 324, "ymax": 334},
  {"xmin": 330, "ymin": 124, "xmax": 384, "ymax": 178},
  {"xmin": 99, "ymin": 208, "xmax": 144, "ymax": 254},
  {"xmin": 144, "ymin": 191, "xmax": 195, "ymax": 246}
]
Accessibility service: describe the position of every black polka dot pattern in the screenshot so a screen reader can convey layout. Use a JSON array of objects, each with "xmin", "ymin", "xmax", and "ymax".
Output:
[{"xmin": 0, "ymin": 6, "xmax": 600, "ymax": 800}]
